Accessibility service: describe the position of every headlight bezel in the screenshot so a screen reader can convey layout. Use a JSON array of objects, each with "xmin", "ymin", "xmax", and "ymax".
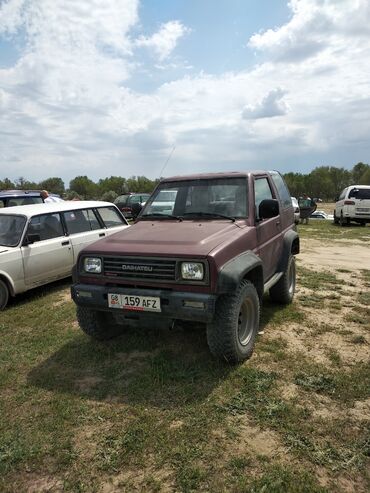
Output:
[
  {"xmin": 83, "ymin": 257, "xmax": 102, "ymax": 274},
  {"xmin": 181, "ymin": 261, "xmax": 204, "ymax": 281}
]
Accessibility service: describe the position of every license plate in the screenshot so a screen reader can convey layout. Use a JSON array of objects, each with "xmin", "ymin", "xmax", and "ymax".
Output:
[
  {"xmin": 356, "ymin": 208, "xmax": 369, "ymax": 212},
  {"xmin": 108, "ymin": 293, "xmax": 161, "ymax": 312}
]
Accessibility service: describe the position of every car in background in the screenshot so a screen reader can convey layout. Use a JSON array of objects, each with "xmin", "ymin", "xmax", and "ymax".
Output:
[
  {"xmin": 144, "ymin": 189, "xmax": 178, "ymax": 216},
  {"xmin": 0, "ymin": 190, "xmax": 45, "ymax": 208},
  {"xmin": 291, "ymin": 197, "xmax": 300, "ymax": 224},
  {"xmin": 114, "ymin": 192, "xmax": 151, "ymax": 219},
  {"xmin": 334, "ymin": 185, "xmax": 370, "ymax": 226},
  {"xmin": 310, "ymin": 210, "xmax": 334, "ymax": 220},
  {"xmin": 0, "ymin": 201, "xmax": 129, "ymax": 309}
]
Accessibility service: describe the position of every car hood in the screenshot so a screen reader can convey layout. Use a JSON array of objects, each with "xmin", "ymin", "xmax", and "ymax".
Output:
[{"xmin": 83, "ymin": 220, "xmax": 246, "ymax": 257}]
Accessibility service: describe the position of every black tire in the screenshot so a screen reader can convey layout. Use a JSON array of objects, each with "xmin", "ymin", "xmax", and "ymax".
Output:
[
  {"xmin": 333, "ymin": 211, "xmax": 339, "ymax": 224},
  {"xmin": 76, "ymin": 306, "xmax": 122, "ymax": 340},
  {"xmin": 269, "ymin": 255, "xmax": 296, "ymax": 305},
  {"xmin": 206, "ymin": 280, "xmax": 260, "ymax": 364},
  {"xmin": 339, "ymin": 213, "xmax": 350, "ymax": 226},
  {"xmin": 0, "ymin": 279, "xmax": 9, "ymax": 310}
]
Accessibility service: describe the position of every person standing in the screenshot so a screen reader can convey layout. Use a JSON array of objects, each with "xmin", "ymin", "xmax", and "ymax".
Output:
[{"xmin": 40, "ymin": 190, "xmax": 64, "ymax": 203}]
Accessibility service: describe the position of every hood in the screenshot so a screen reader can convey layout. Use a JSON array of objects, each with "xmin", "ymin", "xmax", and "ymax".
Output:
[{"xmin": 83, "ymin": 219, "xmax": 245, "ymax": 257}]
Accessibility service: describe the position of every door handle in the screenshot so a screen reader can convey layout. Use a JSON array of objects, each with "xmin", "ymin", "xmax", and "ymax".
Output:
[
  {"xmin": 61, "ymin": 240, "xmax": 70, "ymax": 246},
  {"xmin": 275, "ymin": 220, "xmax": 281, "ymax": 226},
  {"xmin": 99, "ymin": 233, "xmax": 106, "ymax": 237}
]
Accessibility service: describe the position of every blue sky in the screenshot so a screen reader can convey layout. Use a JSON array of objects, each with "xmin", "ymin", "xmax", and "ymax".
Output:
[{"xmin": 0, "ymin": 0, "xmax": 369, "ymax": 186}]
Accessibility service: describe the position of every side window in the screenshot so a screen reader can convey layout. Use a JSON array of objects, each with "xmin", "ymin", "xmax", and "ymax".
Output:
[
  {"xmin": 254, "ymin": 178, "xmax": 274, "ymax": 218},
  {"xmin": 97, "ymin": 207, "xmax": 127, "ymax": 227},
  {"xmin": 28, "ymin": 213, "xmax": 64, "ymax": 241},
  {"xmin": 338, "ymin": 189, "xmax": 346, "ymax": 200},
  {"xmin": 63, "ymin": 209, "xmax": 100, "ymax": 234},
  {"xmin": 270, "ymin": 172, "xmax": 292, "ymax": 209},
  {"xmin": 128, "ymin": 195, "xmax": 141, "ymax": 205}
]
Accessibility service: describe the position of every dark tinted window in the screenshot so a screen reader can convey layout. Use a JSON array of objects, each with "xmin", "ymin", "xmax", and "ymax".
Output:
[
  {"xmin": 97, "ymin": 206, "xmax": 127, "ymax": 227},
  {"xmin": 28, "ymin": 213, "xmax": 64, "ymax": 241},
  {"xmin": 270, "ymin": 171, "xmax": 292, "ymax": 208},
  {"xmin": 114, "ymin": 194, "xmax": 129, "ymax": 205},
  {"xmin": 349, "ymin": 188, "xmax": 370, "ymax": 200},
  {"xmin": 63, "ymin": 209, "xmax": 101, "ymax": 234},
  {"xmin": 254, "ymin": 177, "xmax": 274, "ymax": 219}
]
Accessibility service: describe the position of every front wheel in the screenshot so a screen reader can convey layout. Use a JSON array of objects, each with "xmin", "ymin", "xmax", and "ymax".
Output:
[
  {"xmin": 207, "ymin": 280, "xmax": 260, "ymax": 363},
  {"xmin": 77, "ymin": 306, "xmax": 123, "ymax": 340},
  {"xmin": 269, "ymin": 255, "xmax": 296, "ymax": 305},
  {"xmin": 0, "ymin": 279, "xmax": 9, "ymax": 310}
]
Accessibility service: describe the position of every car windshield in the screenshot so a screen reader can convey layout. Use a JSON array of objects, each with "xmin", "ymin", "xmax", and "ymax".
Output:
[
  {"xmin": 0, "ymin": 214, "xmax": 27, "ymax": 246},
  {"xmin": 141, "ymin": 178, "xmax": 248, "ymax": 219}
]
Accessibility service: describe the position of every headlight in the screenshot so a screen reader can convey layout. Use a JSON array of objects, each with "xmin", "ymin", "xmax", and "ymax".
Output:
[
  {"xmin": 181, "ymin": 262, "xmax": 204, "ymax": 280},
  {"xmin": 83, "ymin": 257, "xmax": 102, "ymax": 274}
]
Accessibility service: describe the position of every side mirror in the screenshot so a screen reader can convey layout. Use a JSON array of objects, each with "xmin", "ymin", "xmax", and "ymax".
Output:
[
  {"xmin": 23, "ymin": 233, "xmax": 40, "ymax": 245},
  {"xmin": 131, "ymin": 202, "xmax": 143, "ymax": 219},
  {"xmin": 259, "ymin": 199, "xmax": 279, "ymax": 219}
]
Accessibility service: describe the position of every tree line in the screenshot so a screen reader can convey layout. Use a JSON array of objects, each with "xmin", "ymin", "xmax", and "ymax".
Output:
[{"xmin": 1, "ymin": 163, "xmax": 369, "ymax": 202}]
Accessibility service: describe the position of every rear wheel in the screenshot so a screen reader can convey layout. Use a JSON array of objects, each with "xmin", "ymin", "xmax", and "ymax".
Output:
[
  {"xmin": 207, "ymin": 280, "xmax": 260, "ymax": 363},
  {"xmin": 339, "ymin": 213, "xmax": 350, "ymax": 226},
  {"xmin": 0, "ymin": 279, "xmax": 9, "ymax": 310},
  {"xmin": 333, "ymin": 211, "xmax": 339, "ymax": 224},
  {"xmin": 270, "ymin": 255, "xmax": 296, "ymax": 304},
  {"xmin": 77, "ymin": 306, "xmax": 123, "ymax": 340}
]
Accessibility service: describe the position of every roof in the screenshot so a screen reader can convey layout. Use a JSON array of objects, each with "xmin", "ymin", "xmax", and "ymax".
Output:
[
  {"xmin": 0, "ymin": 200, "xmax": 116, "ymax": 218},
  {"xmin": 161, "ymin": 170, "xmax": 272, "ymax": 183},
  {"xmin": 0, "ymin": 189, "xmax": 42, "ymax": 197}
]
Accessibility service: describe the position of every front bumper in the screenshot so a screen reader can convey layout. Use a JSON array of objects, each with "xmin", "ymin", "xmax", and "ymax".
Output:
[{"xmin": 71, "ymin": 283, "xmax": 217, "ymax": 323}]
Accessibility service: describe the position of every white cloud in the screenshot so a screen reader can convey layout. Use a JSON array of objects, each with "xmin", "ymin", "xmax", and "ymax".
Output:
[
  {"xmin": 242, "ymin": 88, "xmax": 289, "ymax": 119},
  {"xmin": 0, "ymin": 0, "xmax": 370, "ymax": 183},
  {"xmin": 136, "ymin": 20, "xmax": 189, "ymax": 61}
]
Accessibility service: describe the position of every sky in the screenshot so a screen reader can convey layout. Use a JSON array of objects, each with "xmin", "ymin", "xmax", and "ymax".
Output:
[{"xmin": 0, "ymin": 0, "xmax": 370, "ymax": 186}]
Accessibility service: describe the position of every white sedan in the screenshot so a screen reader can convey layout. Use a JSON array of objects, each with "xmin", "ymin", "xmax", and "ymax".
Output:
[
  {"xmin": 310, "ymin": 210, "xmax": 334, "ymax": 220},
  {"xmin": 0, "ymin": 201, "xmax": 129, "ymax": 309}
]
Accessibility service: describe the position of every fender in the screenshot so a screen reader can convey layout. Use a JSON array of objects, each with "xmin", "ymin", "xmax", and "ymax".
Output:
[
  {"xmin": 277, "ymin": 230, "xmax": 300, "ymax": 273},
  {"xmin": 0, "ymin": 270, "xmax": 17, "ymax": 296},
  {"xmin": 217, "ymin": 251, "xmax": 263, "ymax": 296}
]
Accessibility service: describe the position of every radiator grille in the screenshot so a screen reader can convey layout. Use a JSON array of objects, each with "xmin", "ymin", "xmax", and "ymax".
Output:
[{"xmin": 103, "ymin": 257, "xmax": 176, "ymax": 281}]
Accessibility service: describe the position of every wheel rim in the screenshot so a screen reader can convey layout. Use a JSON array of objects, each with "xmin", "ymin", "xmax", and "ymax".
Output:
[
  {"xmin": 288, "ymin": 259, "xmax": 296, "ymax": 296},
  {"xmin": 237, "ymin": 297, "xmax": 257, "ymax": 346}
]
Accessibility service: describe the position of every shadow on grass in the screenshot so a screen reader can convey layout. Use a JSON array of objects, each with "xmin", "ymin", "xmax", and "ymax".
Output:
[
  {"xmin": 6, "ymin": 277, "xmax": 72, "ymax": 309},
  {"xmin": 27, "ymin": 323, "xmax": 234, "ymax": 409}
]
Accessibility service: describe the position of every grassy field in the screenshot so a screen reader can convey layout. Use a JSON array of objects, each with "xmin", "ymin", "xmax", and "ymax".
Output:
[{"xmin": 0, "ymin": 220, "xmax": 369, "ymax": 492}]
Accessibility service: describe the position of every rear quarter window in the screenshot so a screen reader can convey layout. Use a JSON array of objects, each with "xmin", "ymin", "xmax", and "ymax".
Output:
[
  {"xmin": 270, "ymin": 172, "xmax": 292, "ymax": 209},
  {"xmin": 97, "ymin": 206, "xmax": 127, "ymax": 227}
]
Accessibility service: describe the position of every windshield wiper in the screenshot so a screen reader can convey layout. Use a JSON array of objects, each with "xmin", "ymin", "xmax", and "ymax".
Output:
[
  {"xmin": 140, "ymin": 213, "xmax": 182, "ymax": 221},
  {"xmin": 181, "ymin": 212, "xmax": 235, "ymax": 222}
]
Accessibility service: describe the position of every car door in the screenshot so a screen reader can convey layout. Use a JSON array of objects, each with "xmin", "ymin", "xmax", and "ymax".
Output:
[
  {"xmin": 65, "ymin": 206, "xmax": 128, "ymax": 261},
  {"xmin": 22, "ymin": 213, "xmax": 73, "ymax": 287},
  {"xmin": 253, "ymin": 176, "xmax": 283, "ymax": 281},
  {"xmin": 63, "ymin": 208, "xmax": 107, "ymax": 261}
]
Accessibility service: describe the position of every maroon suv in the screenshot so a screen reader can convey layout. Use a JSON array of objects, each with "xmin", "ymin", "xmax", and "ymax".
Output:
[{"xmin": 72, "ymin": 171, "xmax": 299, "ymax": 363}]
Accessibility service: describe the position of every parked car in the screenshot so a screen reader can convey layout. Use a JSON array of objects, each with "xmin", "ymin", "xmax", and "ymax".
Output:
[
  {"xmin": 114, "ymin": 193, "xmax": 151, "ymax": 219},
  {"xmin": 0, "ymin": 190, "xmax": 45, "ymax": 207},
  {"xmin": 310, "ymin": 210, "xmax": 334, "ymax": 220},
  {"xmin": 334, "ymin": 185, "xmax": 370, "ymax": 226},
  {"xmin": 72, "ymin": 170, "xmax": 299, "ymax": 363},
  {"xmin": 0, "ymin": 201, "xmax": 129, "ymax": 309},
  {"xmin": 291, "ymin": 197, "xmax": 300, "ymax": 224}
]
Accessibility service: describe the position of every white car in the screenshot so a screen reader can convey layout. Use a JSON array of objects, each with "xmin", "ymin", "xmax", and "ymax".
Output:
[
  {"xmin": 334, "ymin": 185, "xmax": 370, "ymax": 226},
  {"xmin": 310, "ymin": 210, "xmax": 334, "ymax": 220},
  {"xmin": 0, "ymin": 201, "xmax": 129, "ymax": 309}
]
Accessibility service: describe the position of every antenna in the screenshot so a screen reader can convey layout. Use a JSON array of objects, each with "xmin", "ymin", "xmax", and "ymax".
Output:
[{"xmin": 159, "ymin": 146, "xmax": 175, "ymax": 178}]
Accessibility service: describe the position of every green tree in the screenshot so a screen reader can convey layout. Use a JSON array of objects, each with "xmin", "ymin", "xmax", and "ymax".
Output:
[
  {"xmin": 352, "ymin": 162, "xmax": 369, "ymax": 183},
  {"xmin": 39, "ymin": 177, "xmax": 65, "ymax": 196},
  {"xmin": 0, "ymin": 178, "xmax": 15, "ymax": 189},
  {"xmin": 359, "ymin": 167, "xmax": 370, "ymax": 185},
  {"xmin": 69, "ymin": 176, "xmax": 98, "ymax": 199},
  {"xmin": 97, "ymin": 176, "xmax": 127, "ymax": 196}
]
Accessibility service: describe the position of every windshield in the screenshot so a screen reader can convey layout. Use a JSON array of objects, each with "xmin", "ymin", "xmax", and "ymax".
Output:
[
  {"xmin": 0, "ymin": 214, "xmax": 27, "ymax": 247},
  {"xmin": 142, "ymin": 178, "xmax": 248, "ymax": 219}
]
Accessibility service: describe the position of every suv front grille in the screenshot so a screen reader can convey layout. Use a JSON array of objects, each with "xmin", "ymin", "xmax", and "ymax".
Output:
[{"xmin": 103, "ymin": 257, "xmax": 176, "ymax": 281}]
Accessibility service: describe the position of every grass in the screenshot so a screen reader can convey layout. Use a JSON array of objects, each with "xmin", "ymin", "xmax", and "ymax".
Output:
[
  {"xmin": 297, "ymin": 219, "xmax": 370, "ymax": 242},
  {"xmin": 0, "ymin": 222, "xmax": 369, "ymax": 492}
]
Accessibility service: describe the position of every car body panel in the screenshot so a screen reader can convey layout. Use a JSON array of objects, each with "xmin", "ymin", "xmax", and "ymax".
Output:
[
  {"xmin": 0, "ymin": 201, "xmax": 129, "ymax": 303},
  {"xmin": 335, "ymin": 185, "xmax": 370, "ymax": 223}
]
